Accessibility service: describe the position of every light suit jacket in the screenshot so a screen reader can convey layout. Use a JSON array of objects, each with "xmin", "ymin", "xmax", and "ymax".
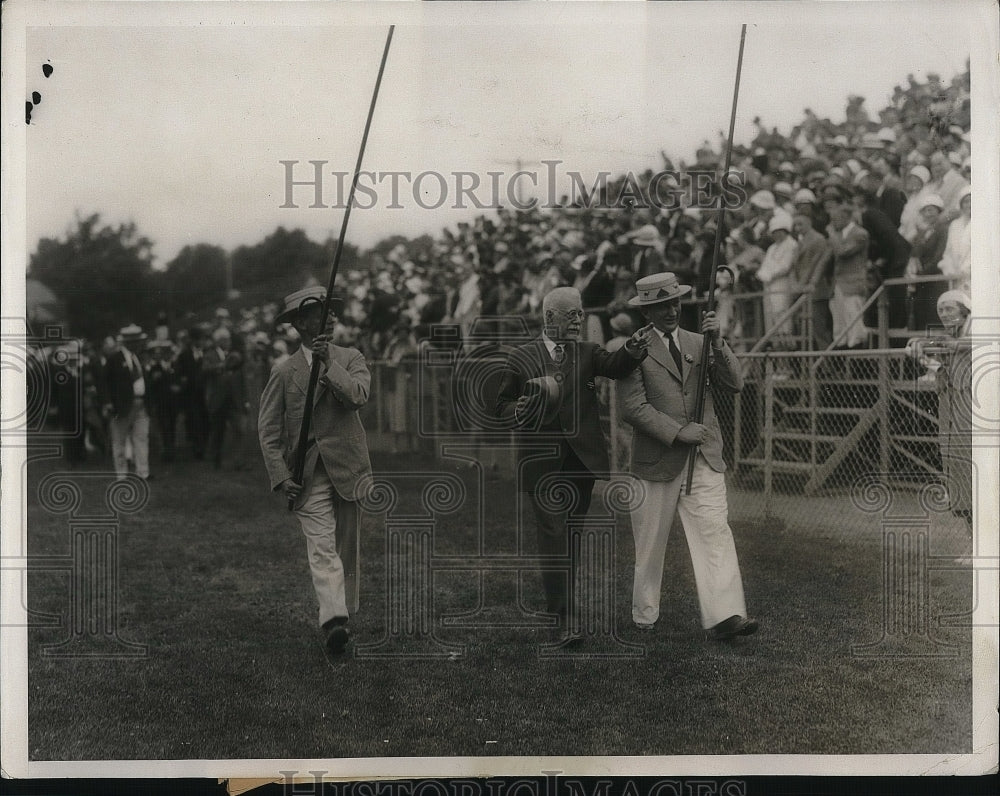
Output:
[
  {"xmin": 257, "ymin": 345, "xmax": 373, "ymax": 509},
  {"xmin": 617, "ymin": 328, "xmax": 742, "ymax": 482}
]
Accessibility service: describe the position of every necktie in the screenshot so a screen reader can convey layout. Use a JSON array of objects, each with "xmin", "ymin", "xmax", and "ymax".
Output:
[
  {"xmin": 552, "ymin": 344, "xmax": 566, "ymax": 366},
  {"xmin": 667, "ymin": 334, "xmax": 683, "ymax": 374}
]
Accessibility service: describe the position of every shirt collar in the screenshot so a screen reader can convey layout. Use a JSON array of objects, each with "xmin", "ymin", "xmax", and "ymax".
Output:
[
  {"xmin": 654, "ymin": 326, "xmax": 679, "ymax": 348},
  {"xmin": 541, "ymin": 334, "xmax": 561, "ymax": 357},
  {"xmin": 301, "ymin": 344, "xmax": 312, "ymax": 367},
  {"xmin": 842, "ymin": 220, "xmax": 859, "ymax": 237}
]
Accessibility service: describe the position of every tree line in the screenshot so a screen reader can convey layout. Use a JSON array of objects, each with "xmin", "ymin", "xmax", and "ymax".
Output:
[{"xmin": 27, "ymin": 213, "xmax": 366, "ymax": 341}]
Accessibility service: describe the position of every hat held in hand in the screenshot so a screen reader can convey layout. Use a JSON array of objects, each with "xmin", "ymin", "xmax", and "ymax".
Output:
[{"xmin": 521, "ymin": 375, "xmax": 563, "ymax": 425}]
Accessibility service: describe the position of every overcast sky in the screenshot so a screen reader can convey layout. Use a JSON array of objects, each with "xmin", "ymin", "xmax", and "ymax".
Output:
[{"xmin": 22, "ymin": 1, "xmax": 981, "ymax": 269}]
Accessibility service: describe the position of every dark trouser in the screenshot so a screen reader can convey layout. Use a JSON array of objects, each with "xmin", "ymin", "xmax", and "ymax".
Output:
[
  {"xmin": 529, "ymin": 446, "xmax": 595, "ymax": 628},
  {"xmin": 156, "ymin": 406, "xmax": 178, "ymax": 461},
  {"xmin": 812, "ymin": 298, "xmax": 833, "ymax": 351},
  {"xmin": 184, "ymin": 394, "xmax": 208, "ymax": 458},
  {"xmin": 913, "ymin": 280, "xmax": 947, "ymax": 333},
  {"xmin": 206, "ymin": 406, "xmax": 233, "ymax": 466}
]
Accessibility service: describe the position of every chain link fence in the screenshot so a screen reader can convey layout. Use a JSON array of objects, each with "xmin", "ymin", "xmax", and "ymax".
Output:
[{"xmin": 359, "ymin": 319, "xmax": 981, "ymax": 545}]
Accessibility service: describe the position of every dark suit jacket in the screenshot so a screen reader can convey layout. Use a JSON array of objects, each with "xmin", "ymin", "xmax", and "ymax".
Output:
[
  {"xmin": 878, "ymin": 187, "xmax": 908, "ymax": 228},
  {"xmin": 104, "ymin": 350, "xmax": 145, "ymax": 416},
  {"xmin": 175, "ymin": 346, "xmax": 206, "ymax": 403},
  {"xmin": 495, "ymin": 337, "xmax": 645, "ymax": 492},
  {"xmin": 203, "ymin": 347, "xmax": 246, "ymax": 414}
]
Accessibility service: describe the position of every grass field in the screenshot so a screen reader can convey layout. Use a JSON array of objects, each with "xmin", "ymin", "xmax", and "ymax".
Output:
[{"xmin": 23, "ymin": 448, "xmax": 974, "ymax": 761}]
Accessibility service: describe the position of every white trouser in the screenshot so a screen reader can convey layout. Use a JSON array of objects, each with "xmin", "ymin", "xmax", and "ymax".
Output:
[
  {"xmin": 110, "ymin": 401, "xmax": 150, "ymax": 479},
  {"xmin": 829, "ymin": 286, "xmax": 867, "ymax": 348},
  {"xmin": 295, "ymin": 461, "xmax": 348, "ymax": 627},
  {"xmin": 630, "ymin": 453, "xmax": 747, "ymax": 628}
]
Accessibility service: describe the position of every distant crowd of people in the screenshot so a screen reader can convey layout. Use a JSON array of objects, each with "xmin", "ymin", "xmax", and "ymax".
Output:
[
  {"xmin": 318, "ymin": 65, "xmax": 970, "ymax": 357},
  {"xmin": 36, "ymin": 65, "xmax": 973, "ymax": 475},
  {"xmin": 42, "ymin": 309, "xmax": 282, "ymax": 474}
]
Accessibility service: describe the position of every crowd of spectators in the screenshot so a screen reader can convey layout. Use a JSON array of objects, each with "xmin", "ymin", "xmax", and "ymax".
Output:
[
  {"xmin": 37, "ymin": 65, "xmax": 973, "ymax": 469},
  {"xmin": 321, "ymin": 64, "xmax": 971, "ymax": 357}
]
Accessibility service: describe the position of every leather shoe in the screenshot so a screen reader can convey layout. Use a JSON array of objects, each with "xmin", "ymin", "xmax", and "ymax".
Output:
[
  {"xmin": 323, "ymin": 620, "xmax": 352, "ymax": 655},
  {"xmin": 709, "ymin": 615, "xmax": 759, "ymax": 641}
]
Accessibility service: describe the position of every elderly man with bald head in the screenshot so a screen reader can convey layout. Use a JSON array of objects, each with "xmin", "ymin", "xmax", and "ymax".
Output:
[{"xmin": 495, "ymin": 286, "xmax": 653, "ymax": 646}]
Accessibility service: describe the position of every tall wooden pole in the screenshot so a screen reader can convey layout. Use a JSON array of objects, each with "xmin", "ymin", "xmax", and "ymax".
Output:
[{"xmin": 685, "ymin": 24, "xmax": 747, "ymax": 495}]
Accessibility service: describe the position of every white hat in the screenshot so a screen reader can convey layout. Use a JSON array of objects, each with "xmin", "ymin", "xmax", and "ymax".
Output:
[
  {"xmin": 768, "ymin": 213, "xmax": 792, "ymax": 233},
  {"xmin": 773, "ymin": 181, "xmax": 794, "ymax": 197},
  {"xmin": 877, "ymin": 127, "xmax": 897, "ymax": 143},
  {"xmin": 628, "ymin": 272, "xmax": 692, "ymax": 307},
  {"xmin": 749, "ymin": 190, "xmax": 776, "ymax": 210},
  {"xmin": 908, "ymin": 165, "xmax": 931, "ymax": 184},
  {"xmin": 948, "ymin": 151, "xmax": 963, "ymax": 166},
  {"xmin": 937, "ymin": 290, "xmax": 971, "ymax": 312},
  {"xmin": 778, "ymin": 161, "xmax": 797, "ymax": 173},
  {"xmin": 918, "ymin": 193, "xmax": 944, "ymax": 211},
  {"xmin": 852, "ymin": 169, "xmax": 872, "ymax": 186},
  {"xmin": 794, "ymin": 188, "xmax": 817, "ymax": 204},
  {"xmin": 845, "ymin": 159, "xmax": 863, "ymax": 175}
]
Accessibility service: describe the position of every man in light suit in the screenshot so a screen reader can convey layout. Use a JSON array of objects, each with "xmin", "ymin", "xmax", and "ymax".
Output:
[
  {"xmin": 103, "ymin": 324, "xmax": 152, "ymax": 481},
  {"xmin": 495, "ymin": 286, "xmax": 654, "ymax": 645},
  {"xmin": 617, "ymin": 272, "xmax": 758, "ymax": 640},
  {"xmin": 258, "ymin": 286, "xmax": 373, "ymax": 656}
]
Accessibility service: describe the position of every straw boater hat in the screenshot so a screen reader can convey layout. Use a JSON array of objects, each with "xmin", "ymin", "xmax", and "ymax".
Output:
[
  {"xmin": 625, "ymin": 224, "xmax": 661, "ymax": 248},
  {"xmin": 119, "ymin": 324, "xmax": 147, "ymax": 342},
  {"xmin": 275, "ymin": 286, "xmax": 345, "ymax": 324},
  {"xmin": 522, "ymin": 376, "xmax": 562, "ymax": 425},
  {"xmin": 628, "ymin": 272, "xmax": 692, "ymax": 307}
]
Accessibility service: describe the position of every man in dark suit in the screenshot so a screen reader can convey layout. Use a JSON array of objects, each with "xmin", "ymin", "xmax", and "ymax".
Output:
[
  {"xmin": 175, "ymin": 326, "xmax": 208, "ymax": 459},
  {"xmin": 617, "ymin": 273, "xmax": 757, "ymax": 641},
  {"xmin": 853, "ymin": 187, "xmax": 911, "ymax": 334},
  {"xmin": 145, "ymin": 340, "xmax": 181, "ymax": 463},
  {"xmin": 495, "ymin": 286, "xmax": 653, "ymax": 645},
  {"xmin": 791, "ymin": 211, "xmax": 835, "ymax": 350},
  {"xmin": 103, "ymin": 324, "xmax": 151, "ymax": 480},
  {"xmin": 203, "ymin": 326, "xmax": 247, "ymax": 469}
]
